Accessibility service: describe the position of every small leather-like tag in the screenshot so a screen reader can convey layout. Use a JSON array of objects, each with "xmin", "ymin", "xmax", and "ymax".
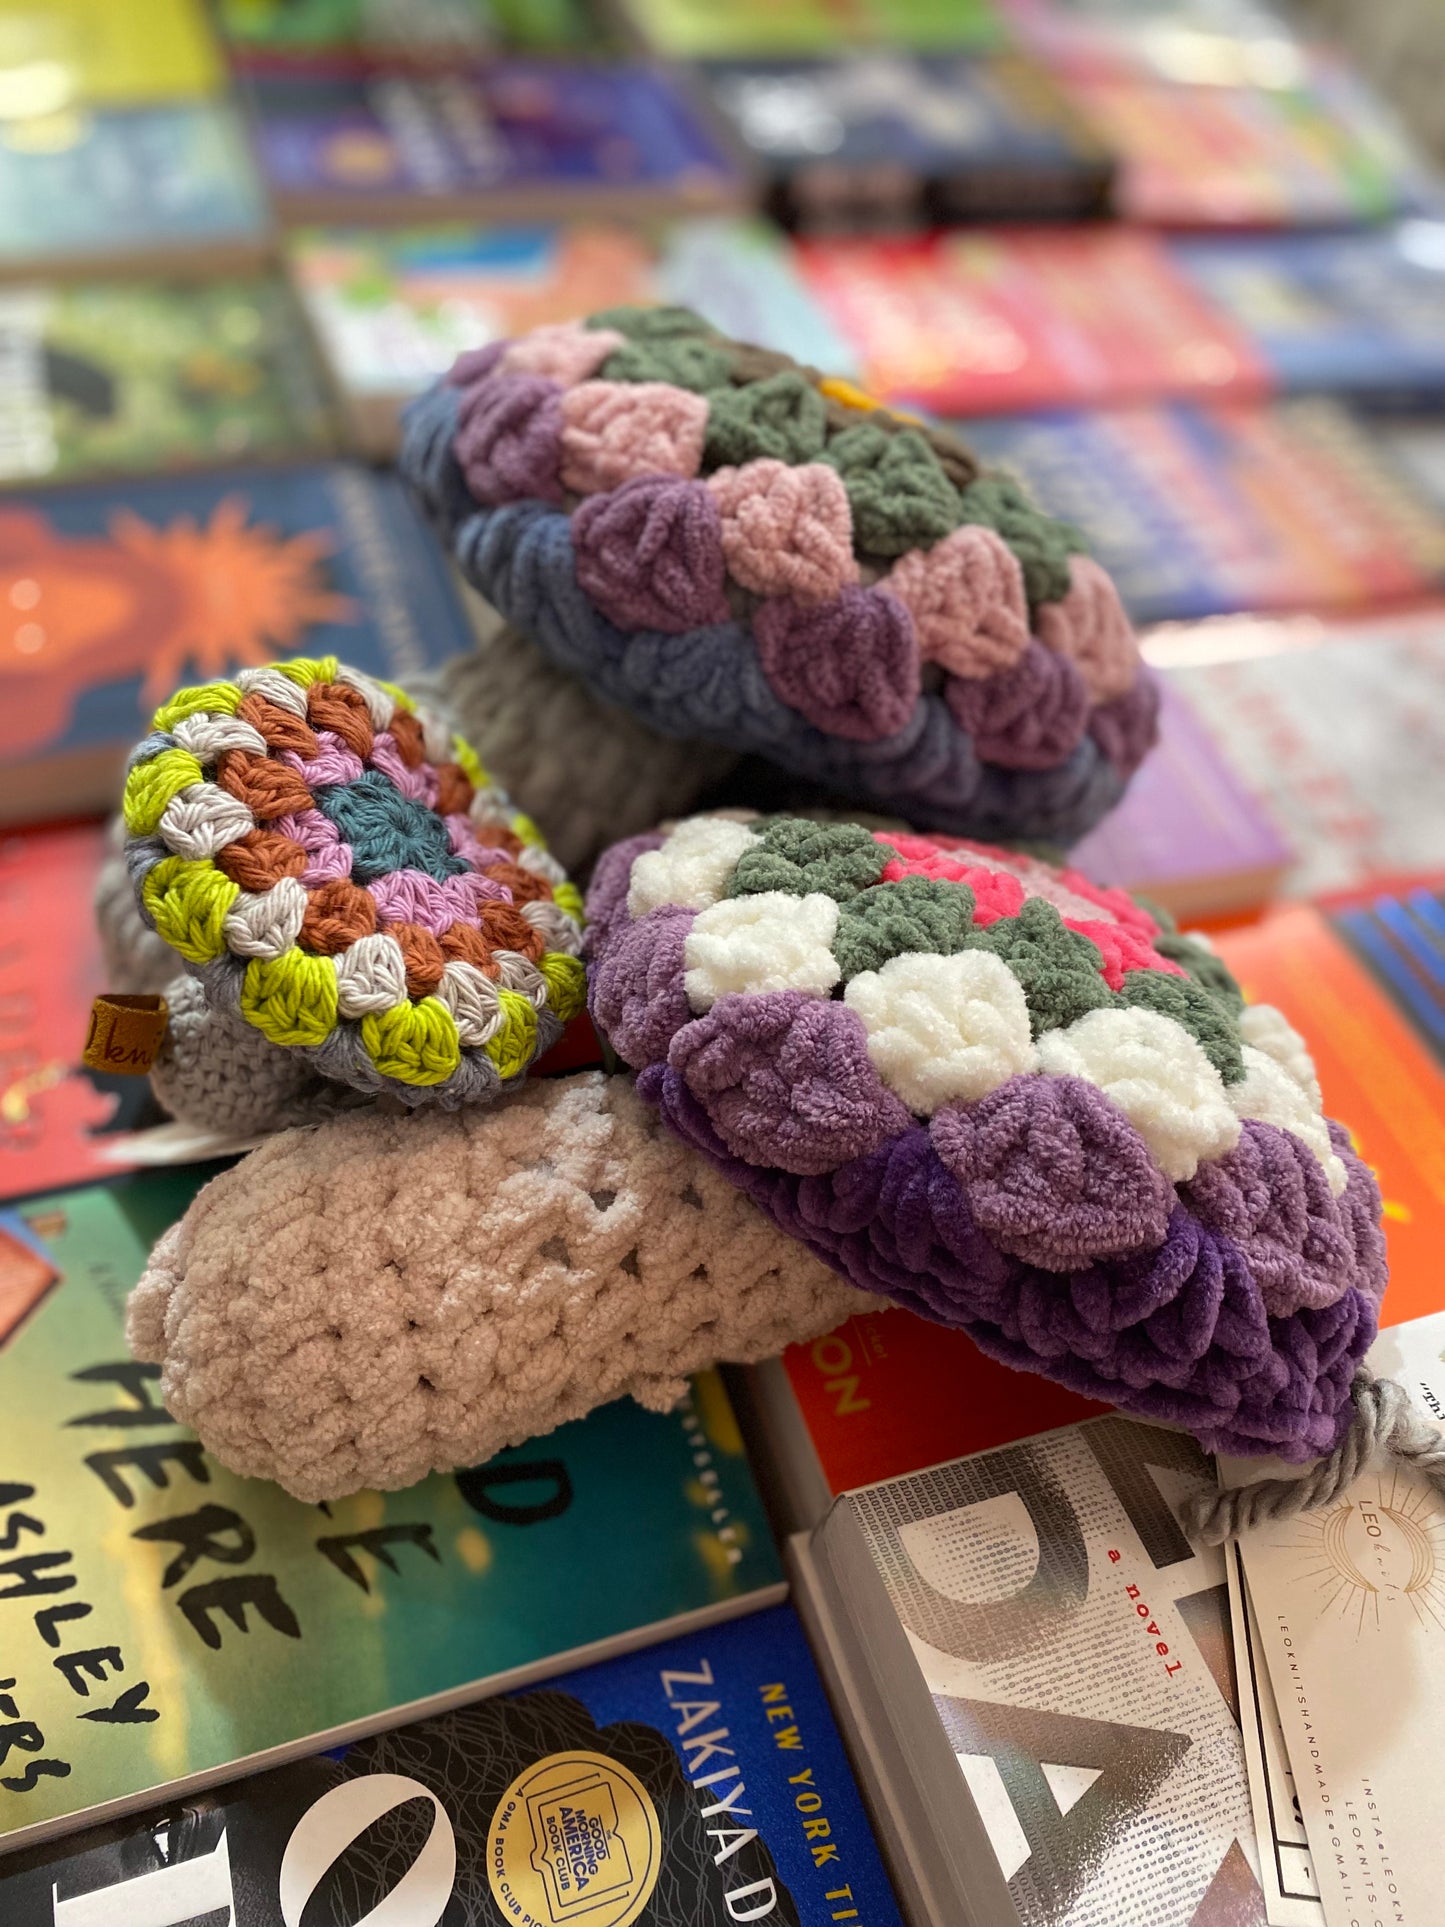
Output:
[{"xmin": 83, "ymin": 994, "xmax": 168, "ymax": 1075}]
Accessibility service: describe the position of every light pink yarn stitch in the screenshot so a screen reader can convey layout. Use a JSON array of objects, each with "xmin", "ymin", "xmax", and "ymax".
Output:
[
  {"xmin": 706, "ymin": 459, "xmax": 858, "ymax": 605},
  {"xmin": 369, "ymin": 869, "xmax": 508, "ymax": 935},
  {"xmin": 501, "ymin": 321, "xmax": 625, "ymax": 387},
  {"xmin": 1035, "ymin": 554, "xmax": 1139, "ymax": 702},
  {"xmin": 559, "ymin": 380, "xmax": 708, "ymax": 495},
  {"xmin": 368, "ymin": 732, "xmax": 441, "ymax": 807},
  {"xmin": 884, "ymin": 525, "xmax": 1031, "ymax": 680}
]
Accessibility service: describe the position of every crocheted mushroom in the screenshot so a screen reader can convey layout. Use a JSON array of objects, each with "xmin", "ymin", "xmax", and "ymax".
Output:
[
  {"xmin": 587, "ymin": 815, "xmax": 1389, "ymax": 1463},
  {"xmin": 119, "ymin": 655, "xmax": 585, "ymax": 1133},
  {"xmin": 400, "ymin": 307, "xmax": 1159, "ymax": 847}
]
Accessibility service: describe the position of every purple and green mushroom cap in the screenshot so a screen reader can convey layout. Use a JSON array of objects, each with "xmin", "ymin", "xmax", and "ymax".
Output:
[
  {"xmin": 586, "ymin": 814, "xmax": 1388, "ymax": 1461},
  {"xmin": 400, "ymin": 305, "xmax": 1160, "ymax": 847}
]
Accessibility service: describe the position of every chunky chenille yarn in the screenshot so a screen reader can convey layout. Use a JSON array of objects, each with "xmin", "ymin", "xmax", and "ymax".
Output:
[
  {"xmin": 587, "ymin": 815, "xmax": 1389, "ymax": 1461},
  {"xmin": 400, "ymin": 308, "xmax": 1159, "ymax": 845},
  {"xmin": 121, "ymin": 657, "xmax": 586, "ymax": 1111}
]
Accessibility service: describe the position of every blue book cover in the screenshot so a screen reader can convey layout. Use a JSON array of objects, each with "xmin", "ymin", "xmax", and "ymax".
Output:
[
  {"xmin": 0, "ymin": 463, "xmax": 478, "ymax": 819},
  {"xmin": 1332, "ymin": 888, "xmax": 1445, "ymax": 1067},
  {"xmin": 0, "ymin": 101, "xmax": 269, "ymax": 271},
  {"xmin": 1172, "ymin": 224, "xmax": 1445, "ymax": 406}
]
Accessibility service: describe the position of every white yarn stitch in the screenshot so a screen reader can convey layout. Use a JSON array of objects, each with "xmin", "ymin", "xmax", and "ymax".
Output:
[
  {"xmin": 523, "ymin": 899, "xmax": 583, "ymax": 955},
  {"xmin": 843, "ymin": 949, "xmax": 1038, "ymax": 1114},
  {"xmin": 1238, "ymin": 1003, "xmax": 1323, "ymax": 1109},
  {"xmin": 683, "ymin": 890, "xmax": 839, "ymax": 1013},
  {"xmin": 628, "ymin": 816, "xmax": 760, "ymax": 919},
  {"xmin": 491, "ymin": 951, "xmax": 548, "ymax": 1008},
  {"xmin": 234, "ymin": 666, "xmax": 309, "ymax": 717},
  {"xmin": 1231, "ymin": 1045, "xmax": 1347, "ymax": 1196},
  {"xmin": 517, "ymin": 843, "xmax": 567, "ymax": 886},
  {"xmin": 334, "ymin": 664, "xmax": 396, "ymax": 732},
  {"xmin": 468, "ymin": 783, "xmax": 514, "ymax": 828},
  {"xmin": 436, "ymin": 959, "xmax": 504, "ymax": 1046},
  {"xmin": 1037, "ymin": 1004, "xmax": 1240, "ymax": 1182},
  {"xmin": 159, "ymin": 783, "xmax": 255, "ymax": 861},
  {"xmin": 417, "ymin": 707, "xmax": 452, "ymax": 762},
  {"xmin": 171, "ymin": 713, "xmax": 268, "ymax": 763},
  {"xmin": 223, "ymin": 877, "xmax": 308, "ymax": 962},
  {"xmin": 334, "ymin": 933, "xmax": 409, "ymax": 1018}
]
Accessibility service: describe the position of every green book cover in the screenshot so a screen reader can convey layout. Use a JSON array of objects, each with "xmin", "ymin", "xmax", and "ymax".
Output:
[
  {"xmin": 0, "ymin": 1177, "xmax": 782, "ymax": 1855},
  {"xmin": 0, "ymin": 278, "xmax": 337, "ymax": 489},
  {"xmin": 622, "ymin": 0, "xmax": 1000, "ymax": 57}
]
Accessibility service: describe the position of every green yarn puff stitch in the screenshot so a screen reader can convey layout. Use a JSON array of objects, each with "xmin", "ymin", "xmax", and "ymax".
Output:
[
  {"xmin": 703, "ymin": 372, "xmax": 829, "ymax": 469},
  {"xmin": 726, "ymin": 819, "xmax": 896, "ymax": 905},
  {"xmin": 821, "ymin": 423, "xmax": 963, "ymax": 557},
  {"xmin": 963, "ymin": 898, "xmax": 1113, "ymax": 1038},
  {"xmin": 586, "ymin": 303, "xmax": 716, "ymax": 341},
  {"xmin": 601, "ymin": 335, "xmax": 735, "ymax": 393},
  {"xmin": 1118, "ymin": 969, "xmax": 1247, "ymax": 1084},
  {"xmin": 957, "ymin": 474, "xmax": 1087, "ymax": 607},
  {"xmin": 1152, "ymin": 932, "xmax": 1248, "ymax": 1019},
  {"xmin": 834, "ymin": 876, "xmax": 977, "ymax": 979}
]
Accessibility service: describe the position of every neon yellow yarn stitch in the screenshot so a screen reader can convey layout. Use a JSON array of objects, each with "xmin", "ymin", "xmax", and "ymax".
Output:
[
  {"xmin": 275, "ymin": 656, "xmax": 340, "ymax": 689},
  {"xmin": 152, "ymin": 681, "xmax": 241, "ymax": 733},
  {"xmin": 142, "ymin": 855, "xmax": 239, "ymax": 964},
  {"xmin": 552, "ymin": 881, "xmax": 585, "ymax": 925},
  {"xmin": 241, "ymin": 951, "xmax": 338, "ymax": 1048},
  {"xmin": 450, "ymin": 734, "xmax": 488, "ymax": 789},
  {"xmin": 538, "ymin": 951, "xmax": 586, "ymax": 1023},
  {"xmin": 510, "ymin": 811, "xmax": 545, "ymax": 850},
  {"xmin": 485, "ymin": 988, "xmax": 538, "ymax": 1079},
  {"xmin": 375, "ymin": 677, "xmax": 416, "ymax": 713},
  {"xmin": 361, "ymin": 997, "xmax": 462, "ymax": 1086},
  {"xmin": 123, "ymin": 749, "xmax": 206, "ymax": 836}
]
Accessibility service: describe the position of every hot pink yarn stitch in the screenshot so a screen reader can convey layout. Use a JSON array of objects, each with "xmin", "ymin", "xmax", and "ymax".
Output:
[
  {"xmin": 572, "ymin": 475, "xmax": 730, "ymax": 634},
  {"xmin": 885, "ymin": 524, "xmax": 1031, "ymax": 679},
  {"xmin": 707, "ymin": 459, "xmax": 858, "ymax": 604},
  {"xmin": 754, "ymin": 586, "xmax": 919, "ymax": 743},
  {"xmin": 500, "ymin": 320, "xmax": 624, "ymax": 386},
  {"xmin": 559, "ymin": 380, "xmax": 708, "ymax": 495},
  {"xmin": 1036, "ymin": 554, "xmax": 1139, "ymax": 703}
]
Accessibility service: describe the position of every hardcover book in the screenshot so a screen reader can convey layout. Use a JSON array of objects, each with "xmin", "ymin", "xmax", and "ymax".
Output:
[
  {"xmin": 0, "ymin": 1177, "xmax": 783, "ymax": 1856},
  {"xmin": 0, "ymin": 101, "xmax": 271, "ymax": 279},
  {"xmin": 0, "ymin": 0, "xmax": 224, "ymax": 105},
  {"xmin": 0, "ymin": 463, "xmax": 479, "ymax": 823},
  {"xmin": 0, "ymin": 278, "xmax": 337, "ymax": 490},
  {"xmin": 249, "ymin": 64, "xmax": 744, "ymax": 222},
  {"xmin": 702, "ymin": 50, "xmax": 1113, "ymax": 233},
  {"xmin": 288, "ymin": 216, "xmax": 855, "ymax": 453},
  {"xmin": 0, "ymin": 1601, "xmax": 901, "ymax": 1922}
]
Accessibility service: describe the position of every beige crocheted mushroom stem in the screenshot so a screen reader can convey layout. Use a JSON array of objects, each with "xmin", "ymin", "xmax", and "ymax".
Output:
[{"xmin": 127, "ymin": 1070, "xmax": 868, "ymax": 1501}]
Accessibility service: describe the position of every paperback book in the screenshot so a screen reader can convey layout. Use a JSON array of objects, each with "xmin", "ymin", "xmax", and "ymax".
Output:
[
  {"xmin": 0, "ymin": 1177, "xmax": 783, "ymax": 1856},
  {"xmin": 219, "ymin": 0, "xmax": 599, "ymax": 62},
  {"xmin": 249, "ymin": 64, "xmax": 744, "ymax": 222},
  {"xmin": 617, "ymin": 0, "xmax": 1002, "ymax": 58},
  {"xmin": 0, "ymin": 463, "xmax": 479, "ymax": 823},
  {"xmin": 0, "ymin": 0, "xmax": 224, "ymax": 104},
  {"xmin": 0, "ymin": 278, "xmax": 337, "ymax": 489}
]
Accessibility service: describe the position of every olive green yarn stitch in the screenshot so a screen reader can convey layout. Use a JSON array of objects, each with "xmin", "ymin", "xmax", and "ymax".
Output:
[
  {"xmin": 586, "ymin": 303, "xmax": 715, "ymax": 341},
  {"xmin": 703, "ymin": 372, "xmax": 829, "ymax": 469},
  {"xmin": 834, "ymin": 876, "xmax": 977, "ymax": 979},
  {"xmin": 957, "ymin": 474, "xmax": 1087, "ymax": 607},
  {"xmin": 821, "ymin": 423, "xmax": 962, "ymax": 557},
  {"xmin": 1118, "ymin": 969, "xmax": 1247, "ymax": 1084},
  {"xmin": 601, "ymin": 335, "xmax": 734, "ymax": 394},
  {"xmin": 725, "ymin": 819, "xmax": 896, "ymax": 905},
  {"xmin": 963, "ymin": 898, "xmax": 1113, "ymax": 1038},
  {"xmin": 1153, "ymin": 932, "xmax": 1247, "ymax": 1019}
]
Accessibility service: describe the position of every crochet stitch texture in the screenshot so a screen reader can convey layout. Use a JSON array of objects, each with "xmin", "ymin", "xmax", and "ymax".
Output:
[
  {"xmin": 400, "ymin": 307, "xmax": 1159, "ymax": 846},
  {"xmin": 122, "ymin": 656, "xmax": 586, "ymax": 1109},
  {"xmin": 587, "ymin": 815, "xmax": 1389, "ymax": 1461}
]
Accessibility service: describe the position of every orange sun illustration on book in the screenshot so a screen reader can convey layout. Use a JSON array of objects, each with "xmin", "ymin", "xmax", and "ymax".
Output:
[{"xmin": 0, "ymin": 495, "xmax": 358, "ymax": 758}]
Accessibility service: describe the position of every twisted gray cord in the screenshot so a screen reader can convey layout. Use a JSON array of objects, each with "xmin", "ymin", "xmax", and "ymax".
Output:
[{"xmin": 1182, "ymin": 1372, "xmax": 1445, "ymax": 1544}]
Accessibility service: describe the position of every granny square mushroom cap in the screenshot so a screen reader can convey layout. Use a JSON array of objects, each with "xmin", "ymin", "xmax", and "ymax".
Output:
[
  {"xmin": 586, "ymin": 815, "xmax": 1388, "ymax": 1460},
  {"xmin": 400, "ymin": 306, "xmax": 1160, "ymax": 847},
  {"xmin": 122, "ymin": 655, "xmax": 586, "ymax": 1109}
]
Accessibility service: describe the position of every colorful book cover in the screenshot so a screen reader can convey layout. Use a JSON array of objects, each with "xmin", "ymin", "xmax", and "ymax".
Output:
[
  {"xmin": 0, "ymin": 824, "xmax": 155, "ymax": 1206},
  {"xmin": 1170, "ymin": 223, "xmax": 1445, "ymax": 406},
  {"xmin": 0, "ymin": 0, "xmax": 224, "ymax": 105},
  {"xmin": 0, "ymin": 279, "xmax": 337, "ymax": 490},
  {"xmin": 703, "ymin": 50, "xmax": 1112, "ymax": 232},
  {"xmin": 795, "ymin": 227, "xmax": 1267, "ymax": 417},
  {"xmin": 620, "ymin": 0, "xmax": 1001, "ymax": 58},
  {"xmin": 0, "ymin": 463, "xmax": 479, "ymax": 823},
  {"xmin": 250, "ymin": 65, "xmax": 742, "ymax": 216},
  {"xmin": 0, "ymin": 1176, "xmax": 783, "ymax": 1854},
  {"xmin": 220, "ymin": 0, "xmax": 597, "ymax": 61},
  {"xmin": 0, "ymin": 1602, "xmax": 901, "ymax": 1923},
  {"xmin": 1331, "ymin": 886, "xmax": 1445, "ymax": 1072},
  {"xmin": 0, "ymin": 102, "xmax": 270, "ymax": 273},
  {"xmin": 1068, "ymin": 676, "xmax": 1292, "ymax": 920}
]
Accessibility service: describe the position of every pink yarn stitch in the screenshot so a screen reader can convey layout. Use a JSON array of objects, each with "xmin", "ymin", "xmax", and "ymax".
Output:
[
  {"xmin": 445, "ymin": 814, "xmax": 513, "ymax": 870},
  {"xmin": 884, "ymin": 525, "xmax": 1031, "ymax": 679},
  {"xmin": 454, "ymin": 372, "xmax": 565, "ymax": 506},
  {"xmin": 876, "ymin": 834, "xmax": 1027, "ymax": 925},
  {"xmin": 706, "ymin": 459, "xmax": 858, "ymax": 604},
  {"xmin": 559, "ymin": 380, "xmax": 708, "ymax": 495},
  {"xmin": 1036, "ymin": 554, "xmax": 1139, "ymax": 703},
  {"xmin": 281, "ymin": 731, "xmax": 364, "ymax": 789},
  {"xmin": 368, "ymin": 869, "xmax": 507, "ymax": 935},
  {"xmin": 500, "ymin": 321, "xmax": 624, "ymax": 386},
  {"xmin": 573, "ymin": 475, "xmax": 730, "ymax": 634},
  {"xmin": 754, "ymin": 586, "xmax": 919, "ymax": 743},
  {"xmin": 368, "ymin": 733, "xmax": 441, "ymax": 807},
  {"xmin": 270, "ymin": 806, "xmax": 351, "ymax": 886},
  {"xmin": 1069, "ymin": 918, "xmax": 1183, "ymax": 991}
]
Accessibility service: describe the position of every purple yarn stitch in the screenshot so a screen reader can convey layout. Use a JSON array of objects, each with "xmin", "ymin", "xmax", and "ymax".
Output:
[
  {"xmin": 573, "ymin": 475, "xmax": 730, "ymax": 634},
  {"xmin": 1088, "ymin": 669, "xmax": 1162, "ymax": 778},
  {"xmin": 754, "ymin": 585, "xmax": 920, "ymax": 743},
  {"xmin": 454, "ymin": 372, "xmax": 565, "ymax": 506},
  {"xmin": 588, "ymin": 905, "xmax": 696, "ymax": 1067},
  {"xmin": 945, "ymin": 639, "xmax": 1089, "ymax": 772}
]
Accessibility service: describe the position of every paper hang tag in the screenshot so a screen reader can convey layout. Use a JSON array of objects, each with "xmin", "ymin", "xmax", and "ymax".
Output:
[{"xmin": 83, "ymin": 994, "xmax": 168, "ymax": 1075}]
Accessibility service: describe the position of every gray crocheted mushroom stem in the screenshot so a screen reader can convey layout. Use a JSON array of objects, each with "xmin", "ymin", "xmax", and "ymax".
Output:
[{"xmin": 127, "ymin": 1070, "xmax": 868, "ymax": 1501}]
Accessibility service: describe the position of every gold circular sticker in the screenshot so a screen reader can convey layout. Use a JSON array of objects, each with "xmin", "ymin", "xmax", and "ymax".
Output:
[{"xmin": 487, "ymin": 1750, "xmax": 662, "ymax": 1927}]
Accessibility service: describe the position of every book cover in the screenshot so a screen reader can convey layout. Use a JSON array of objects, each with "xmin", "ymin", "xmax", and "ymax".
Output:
[
  {"xmin": 0, "ymin": 101, "xmax": 271, "ymax": 276},
  {"xmin": 1, "ymin": 1601, "xmax": 902, "ymax": 1922},
  {"xmin": 221, "ymin": 0, "xmax": 598, "ymax": 62},
  {"xmin": 619, "ymin": 0, "xmax": 1002, "ymax": 58},
  {"xmin": 0, "ymin": 278, "xmax": 337, "ymax": 490},
  {"xmin": 0, "ymin": 1176, "xmax": 783, "ymax": 1856},
  {"xmin": 1330, "ymin": 886, "xmax": 1445, "ymax": 1072},
  {"xmin": 796, "ymin": 227, "xmax": 1267, "ymax": 417},
  {"xmin": 287, "ymin": 216, "xmax": 855, "ymax": 451},
  {"xmin": 999, "ymin": 0, "xmax": 1305, "ymax": 88},
  {"xmin": 1171, "ymin": 224, "xmax": 1445, "ymax": 408},
  {"xmin": 250, "ymin": 65, "xmax": 743, "ymax": 220},
  {"xmin": 0, "ymin": 463, "xmax": 480, "ymax": 823},
  {"xmin": 0, "ymin": 0, "xmax": 224, "ymax": 106},
  {"xmin": 0, "ymin": 824, "xmax": 157, "ymax": 1206},
  {"xmin": 703, "ymin": 50, "xmax": 1113, "ymax": 233}
]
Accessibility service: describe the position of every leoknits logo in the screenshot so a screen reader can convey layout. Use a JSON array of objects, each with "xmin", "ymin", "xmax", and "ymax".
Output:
[{"xmin": 1290, "ymin": 1471, "xmax": 1445, "ymax": 1635}]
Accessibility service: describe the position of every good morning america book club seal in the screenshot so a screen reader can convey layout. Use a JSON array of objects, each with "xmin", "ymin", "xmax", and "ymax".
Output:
[{"xmin": 0, "ymin": 1603, "xmax": 903, "ymax": 1927}]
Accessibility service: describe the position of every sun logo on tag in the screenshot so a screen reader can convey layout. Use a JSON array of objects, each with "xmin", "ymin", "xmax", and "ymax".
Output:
[{"xmin": 1290, "ymin": 1471, "xmax": 1445, "ymax": 1636}]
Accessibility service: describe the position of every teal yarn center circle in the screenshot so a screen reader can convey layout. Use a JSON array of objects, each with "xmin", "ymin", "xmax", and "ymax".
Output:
[{"xmin": 315, "ymin": 770, "xmax": 468, "ymax": 885}]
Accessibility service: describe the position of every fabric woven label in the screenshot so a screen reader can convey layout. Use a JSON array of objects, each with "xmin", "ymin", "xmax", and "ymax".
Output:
[{"xmin": 82, "ymin": 993, "xmax": 168, "ymax": 1075}]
